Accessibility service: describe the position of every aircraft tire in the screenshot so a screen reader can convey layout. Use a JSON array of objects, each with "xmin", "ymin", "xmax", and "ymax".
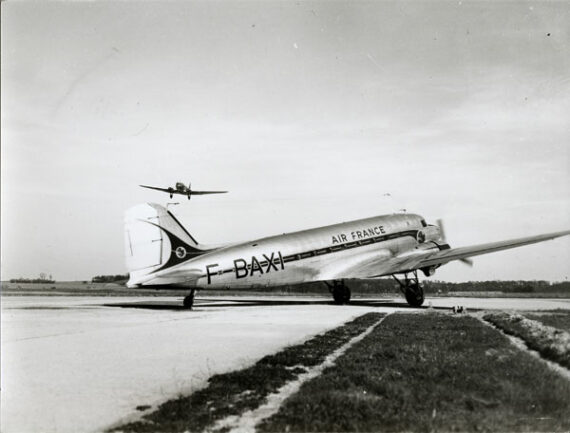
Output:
[
  {"xmin": 183, "ymin": 290, "xmax": 195, "ymax": 309},
  {"xmin": 183, "ymin": 296, "xmax": 193, "ymax": 309},
  {"xmin": 332, "ymin": 286, "xmax": 351, "ymax": 304},
  {"xmin": 405, "ymin": 286, "xmax": 424, "ymax": 308}
]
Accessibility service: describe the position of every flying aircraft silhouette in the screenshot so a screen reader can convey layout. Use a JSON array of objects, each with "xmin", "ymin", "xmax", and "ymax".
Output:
[{"xmin": 140, "ymin": 182, "xmax": 227, "ymax": 200}]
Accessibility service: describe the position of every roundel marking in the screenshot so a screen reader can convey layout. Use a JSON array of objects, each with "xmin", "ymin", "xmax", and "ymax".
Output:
[{"xmin": 175, "ymin": 246, "xmax": 187, "ymax": 259}]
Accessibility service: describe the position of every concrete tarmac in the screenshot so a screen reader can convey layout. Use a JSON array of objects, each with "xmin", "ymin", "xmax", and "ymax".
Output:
[{"xmin": 1, "ymin": 295, "xmax": 568, "ymax": 433}]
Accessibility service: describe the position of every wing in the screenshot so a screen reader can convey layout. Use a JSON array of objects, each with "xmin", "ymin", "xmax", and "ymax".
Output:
[
  {"xmin": 329, "ymin": 230, "xmax": 570, "ymax": 279},
  {"xmin": 140, "ymin": 185, "xmax": 173, "ymax": 193},
  {"xmin": 190, "ymin": 190, "xmax": 228, "ymax": 195},
  {"xmin": 413, "ymin": 230, "xmax": 570, "ymax": 269}
]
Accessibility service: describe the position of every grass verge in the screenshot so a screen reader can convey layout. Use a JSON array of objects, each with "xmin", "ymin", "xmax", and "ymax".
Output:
[
  {"xmin": 109, "ymin": 312, "xmax": 384, "ymax": 433},
  {"xmin": 523, "ymin": 311, "xmax": 570, "ymax": 333},
  {"xmin": 484, "ymin": 312, "xmax": 570, "ymax": 369},
  {"xmin": 259, "ymin": 312, "xmax": 570, "ymax": 432}
]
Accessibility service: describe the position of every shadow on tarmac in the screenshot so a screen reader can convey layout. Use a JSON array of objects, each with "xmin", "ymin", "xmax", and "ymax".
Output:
[{"xmin": 103, "ymin": 297, "xmax": 453, "ymax": 311}]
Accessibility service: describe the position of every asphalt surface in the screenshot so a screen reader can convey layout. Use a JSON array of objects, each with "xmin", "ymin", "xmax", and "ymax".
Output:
[{"xmin": 1, "ymin": 295, "xmax": 569, "ymax": 433}]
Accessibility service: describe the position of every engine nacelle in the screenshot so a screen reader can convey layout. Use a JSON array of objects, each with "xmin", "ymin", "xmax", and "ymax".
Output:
[
  {"xmin": 414, "ymin": 241, "xmax": 440, "ymax": 253},
  {"xmin": 421, "ymin": 266, "xmax": 437, "ymax": 277}
]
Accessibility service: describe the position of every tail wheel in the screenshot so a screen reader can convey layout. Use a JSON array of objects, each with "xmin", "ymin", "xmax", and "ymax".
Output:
[{"xmin": 183, "ymin": 289, "xmax": 196, "ymax": 309}]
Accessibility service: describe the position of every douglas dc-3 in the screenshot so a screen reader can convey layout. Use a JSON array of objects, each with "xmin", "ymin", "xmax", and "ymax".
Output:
[
  {"xmin": 125, "ymin": 203, "xmax": 570, "ymax": 308},
  {"xmin": 140, "ymin": 182, "xmax": 227, "ymax": 200}
]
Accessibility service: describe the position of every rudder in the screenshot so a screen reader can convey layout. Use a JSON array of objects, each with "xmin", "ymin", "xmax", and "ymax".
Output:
[{"xmin": 124, "ymin": 203, "xmax": 204, "ymax": 287}]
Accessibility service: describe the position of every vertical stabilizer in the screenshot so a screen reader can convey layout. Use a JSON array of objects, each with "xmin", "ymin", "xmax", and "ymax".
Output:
[{"xmin": 124, "ymin": 203, "xmax": 204, "ymax": 287}]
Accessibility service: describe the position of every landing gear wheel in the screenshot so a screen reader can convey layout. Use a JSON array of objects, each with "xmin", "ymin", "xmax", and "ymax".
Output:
[
  {"xmin": 404, "ymin": 282, "xmax": 424, "ymax": 307},
  {"xmin": 183, "ymin": 296, "xmax": 193, "ymax": 309},
  {"xmin": 330, "ymin": 281, "xmax": 351, "ymax": 304},
  {"xmin": 333, "ymin": 287, "xmax": 350, "ymax": 304},
  {"xmin": 392, "ymin": 271, "xmax": 425, "ymax": 308},
  {"xmin": 183, "ymin": 289, "xmax": 196, "ymax": 309}
]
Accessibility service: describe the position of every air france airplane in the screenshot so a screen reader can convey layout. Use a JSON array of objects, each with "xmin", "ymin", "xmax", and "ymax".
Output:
[
  {"xmin": 140, "ymin": 182, "xmax": 227, "ymax": 200},
  {"xmin": 125, "ymin": 203, "xmax": 570, "ymax": 308}
]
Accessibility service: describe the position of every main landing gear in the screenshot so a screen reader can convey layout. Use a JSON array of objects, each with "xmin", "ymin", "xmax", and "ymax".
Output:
[
  {"xmin": 325, "ymin": 280, "xmax": 351, "ymax": 304},
  {"xmin": 183, "ymin": 289, "xmax": 196, "ymax": 309},
  {"xmin": 392, "ymin": 271, "xmax": 425, "ymax": 307}
]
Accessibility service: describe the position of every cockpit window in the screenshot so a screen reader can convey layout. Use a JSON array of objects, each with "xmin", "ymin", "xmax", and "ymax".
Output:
[{"xmin": 420, "ymin": 219, "xmax": 427, "ymax": 227}]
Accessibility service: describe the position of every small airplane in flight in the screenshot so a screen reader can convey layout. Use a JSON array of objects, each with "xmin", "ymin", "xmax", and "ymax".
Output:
[
  {"xmin": 124, "ymin": 203, "xmax": 570, "ymax": 309},
  {"xmin": 140, "ymin": 182, "xmax": 227, "ymax": 200}
]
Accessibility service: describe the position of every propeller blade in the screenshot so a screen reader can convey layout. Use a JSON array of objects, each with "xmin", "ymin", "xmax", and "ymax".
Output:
[
  {"xmin": 437, "ymin": 218, "xmax": 473, "ymax": 267},
  {"xmin": 436, "ymin": 219, "xmax": 446, "ymax": 241}
]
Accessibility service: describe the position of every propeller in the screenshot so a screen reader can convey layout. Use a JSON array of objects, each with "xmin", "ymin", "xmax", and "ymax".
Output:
[{"xmin": 436, "ymin": 219, "xmax": 473, "ymax": 267}]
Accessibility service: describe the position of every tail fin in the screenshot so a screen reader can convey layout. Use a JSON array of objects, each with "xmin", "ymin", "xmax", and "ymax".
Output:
[{"xmin": 124, "ymin": 203, "xmax": 205, "ymax": 287}]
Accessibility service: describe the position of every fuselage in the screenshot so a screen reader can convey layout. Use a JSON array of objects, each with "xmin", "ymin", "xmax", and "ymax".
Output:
[
  {"xmin": 175, "ymin": 182, "xmax": 188, "ymax": 193},
  {"xmin": 149, "ymin": 213, "xmax": 441, "ymax": 289}
]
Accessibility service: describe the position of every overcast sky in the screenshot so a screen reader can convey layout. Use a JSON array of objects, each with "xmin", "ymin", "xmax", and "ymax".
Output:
[{"xmin": 1, "ymin": 1, "xmax": 569, "ymax": 282}]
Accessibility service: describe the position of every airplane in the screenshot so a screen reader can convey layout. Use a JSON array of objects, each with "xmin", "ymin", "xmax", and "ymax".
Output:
[
  {"xmin": 124, "ymin": 203, "xmax": 570, "ymax": 309},
  {"xmin": 140, "ymin": 182, "xmax": 227, "ymax": 200}
]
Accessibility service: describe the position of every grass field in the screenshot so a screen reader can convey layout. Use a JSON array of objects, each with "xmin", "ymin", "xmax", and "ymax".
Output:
[
  {"xmin": 3, "ymin": 281, "xmax": 570, "ymax": 299},
  {"xmin": 484, "ymin": 312, "xmax": 570, "ymax": 369},
  {"xmin": 259, "ymin": 313, "xmax": 570, "ymax": 432},
  {"xmin": 523, "ymin": 311, "xmax": 570, "ymax": 333},
  {"xmin": 110, "ymin": 313, "xmax": 384, "ymax": 433},
  {"xmin": 111, "ymin": 312, "xmax": 570, "ymax": 432},
  {"xmin": 0, "ymin": 282, "xmax": 188, "ymax": 297}
]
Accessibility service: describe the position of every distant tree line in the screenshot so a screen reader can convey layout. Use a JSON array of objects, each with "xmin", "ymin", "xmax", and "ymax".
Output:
[
  {"xmin": 10, "ymin": 273, "xmax": 54, "ymax": 284},
  {"xmin": 91, "ymin": 274, "xmax": 129, "ymax": 283},
  {"xmin": 423, "ymin": 280, "xmax": 570, "ymax": 294},
  {"xmin": 249, "ymin": 279, "xmax": 570, "ymax": 294},
  {"xmin": 10, "ymin": 277, "xmax": 56, "ymax": 284}
]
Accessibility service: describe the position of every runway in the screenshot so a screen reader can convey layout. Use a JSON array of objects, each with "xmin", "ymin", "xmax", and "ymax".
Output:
[{"xmin": 1, "ymin": 295, "xmax": 569, "ymax": 433}]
